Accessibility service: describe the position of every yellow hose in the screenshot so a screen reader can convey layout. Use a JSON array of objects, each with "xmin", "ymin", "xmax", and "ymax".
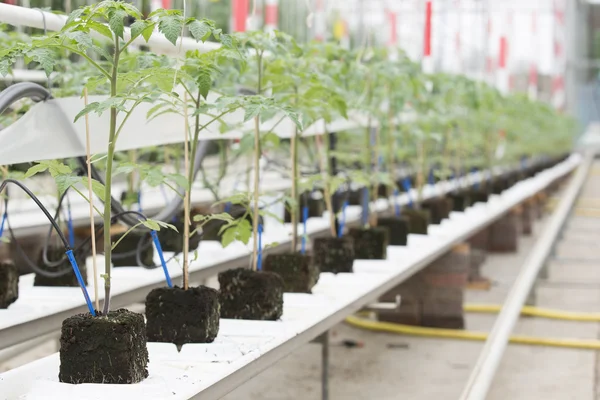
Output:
[
  {"xmin": 464, "ymin": 303, "xmax": 600, "ymax": 322},
  {"xmin": 345, "ymin": 314, "xmax": 600, "ymax": 350}
]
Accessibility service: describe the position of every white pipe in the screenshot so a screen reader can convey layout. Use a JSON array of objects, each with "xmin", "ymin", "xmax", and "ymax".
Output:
[
  {"xmin": 459, "ymin": 150, "xmax": 594, "ymax": 400},
  {"xmin": 0, "ymin": 3, "xmax": 219, "ymax": 56},
  {"xmin": 0, "ymin": 69, "xmax": 54, "ymax": 83}
]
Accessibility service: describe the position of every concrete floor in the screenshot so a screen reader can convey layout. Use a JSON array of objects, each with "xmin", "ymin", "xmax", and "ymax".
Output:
[{"xmin": 221, "ymin": 164, "xmax": 600, "ymax": 400}]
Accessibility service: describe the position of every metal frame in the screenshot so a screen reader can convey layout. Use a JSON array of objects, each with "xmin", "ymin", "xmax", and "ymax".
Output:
[{"xmin": 459, "ymin": 151, "xmax": 594, "ymax": 400}]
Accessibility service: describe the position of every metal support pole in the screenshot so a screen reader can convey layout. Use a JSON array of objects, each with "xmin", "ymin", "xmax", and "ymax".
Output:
[{"xmin": 321, "ymin": 331, "xmax": 329, "ymax": 400}]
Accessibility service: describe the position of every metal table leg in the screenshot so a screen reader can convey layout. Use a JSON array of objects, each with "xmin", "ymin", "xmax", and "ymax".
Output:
[{"xmin": 321, "ymin": 331, "xmax": 329, "ymax": 400}]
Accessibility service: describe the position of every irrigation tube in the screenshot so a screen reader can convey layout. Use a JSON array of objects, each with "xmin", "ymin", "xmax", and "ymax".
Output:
[{"xmin": 459, "ymin": 150, "xmax": 595, "ymax": 400}]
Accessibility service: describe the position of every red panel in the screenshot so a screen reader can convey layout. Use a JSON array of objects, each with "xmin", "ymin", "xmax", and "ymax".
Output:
[
  {"xmin": 498, "ymin": 37, "xmax": 507, "ymax": 69},
  {"xmin": 265, "ymin": 4, "xmax": 278, "ymax": 26},
  {"xmin": 161, "ymin": 0, "xmax": 171, "ymax": 9},
  {"xmin": 388, "ymin": 11, "xmax": 397, "ymax": 46},
  {"xmin": 233, "ymin": 0, "xmax": 249, "ymax": 32},
  {"xmin": 423, "ymin": 1, "xmax": 432, "ymax": 57}
]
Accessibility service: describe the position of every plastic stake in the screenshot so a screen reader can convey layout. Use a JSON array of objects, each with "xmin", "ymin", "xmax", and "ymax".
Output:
[
  {"xmin": 150, "ymin": 230, "xmax": 173, "ymax": 288},
  {"xmin": 472, "ymin": 167, "xmax": 480, "ymax": 190},
  {"xmin": 361, "ymin": 187, "xmax": 369, "ymax": 225},
  {"xmin": 301, "ymin": 205, "xmax": 308, "ymax": 254},
  {"xmin": 137, "ymin": 191, "xmax": 142, "ymax": 213},
  {"xmin": 65, "ymin": 249, "xmax": 96, "ymax": 316}
]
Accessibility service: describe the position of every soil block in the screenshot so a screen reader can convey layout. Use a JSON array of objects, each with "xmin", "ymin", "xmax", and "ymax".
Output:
[
  {"xmin": 59, "ymin": 309, "xmax": 149, "ymax": 384},
  {"xmin": 146, "ymin": 286, "xmax": 220, "ymax": 346},
  {"xmin": 377, "ymin": 216, "xmax": 409, "ymax": 246},
  {"xmin": 468, "ymin": 189, "xmax": 489, "ymax": 205},
  {"xmin": 422, "ymin": 197, "xmax": 448, "ymax": 225},
  {"xmin": 448, "ymin": 191, "xmax": 468, "ymax": 212},
  {"xmin": 263, "ymin": 253, "xmax": 319, "ymax": 293},
  {"xmin": 203, "ymin": 205, "xmax": 262, "ymax": 241},
  {"xmin": 402, "ymin": 208, "xmax": 430, "ymax": 235},
  {"xmin": 348, "ymin": 189, "xmax": 363, "ymax": 206},
  {"xmin": 312, "ymin": 236, "xmax": 355, "ymax": 274},
  {"xmin": 219, "ymin": 268, "xmax": 284, "ymax": 320},
  {"xmin": 111, "ymin": 230, "xmax": 155, "ymax": 267},
  {"xmin": 157, "ymin": 212, "xmax": 202, "ymax": 253},
  {"xmin": 348, "ymin": 227, "xmax": 389, "ymax": 260},
  {"xmin": 0, "ymin": 260, "xmax": 18, "ymax": 308},
  {"xmin": 284, "ymin": 196, "xmax": 325, "ymax": 223},
  {"xmin": 34, "ymin": 245, "xmax": 88, "ymax": 287}
]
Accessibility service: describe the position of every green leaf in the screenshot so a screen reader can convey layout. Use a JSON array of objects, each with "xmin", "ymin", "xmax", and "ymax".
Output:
[
  {"xmin": 196, "ymin": 69, "xmax": 212, "ymax": 99},
  {"xmin": 119, "ymin": 2, "xmax": 143, "ymax": 20},
  {"xmin": 144, "ymin": 168, "xmax": 165, "ymax": 187},
  {"xmin": 81, "ymin": 177, "xmax": 106, "ymax": 199},
  {"xmin": 113, "ymin": 162, "xmax": 137, "ymax": 176},
  {"xmin": 158, "ymin": 15, "xmax": 183, "ymax": 46},
  {"xmin": 24, "ymin": 163, "xmax": 48, "ymax": 179},
  {"xmin": 54, "ymin": 174, "xmax": 80, "ymax": 195},
  {"xmin": 108, "ymin": 9, "xmax": 127, "ymax": 39},
  {"xmin": 262, "ymin": 131, "xmax": 279, "ymax": 148},
  {"xmin": 155, "ymin": 220, "xmax": 177, "ymax": 232},
  {"xmin": 130, "ymin": 20, "xmax": 149, "ymax": 40},
  {"xmin": 167, "ymin": 173, "xmax": 188, "ymax": 190},
  {"xmin": 87, "ymin": 21, "xmax": 113, "ymax": 40},
  {"xmin": 65, "ymin": 30, "xmax": 93, "ymax": 51},
  {"xmin": 243, "ymin": 104, "xmax": 260, "ymax": 122},
  {"xmin": 141, "ymin": 24, "xmax": 155, "ymax": 43},
  {"xmin": 141, "ymin": 219, "xmax": 160, "ymax": 231},
  {"xmin": 221, "ymin": 227, "xmax": 236, "ymax": 247},
  {"xmin": 25, "ymin": 48, "xmax": 55, "ymax": 76},
  {"xmin": 188, "ymin": 20, "xmax": 212, "ymax": 42},
  {"xmin": 237, "ymin": 219, "xmax": 252, "ymax": 244}
]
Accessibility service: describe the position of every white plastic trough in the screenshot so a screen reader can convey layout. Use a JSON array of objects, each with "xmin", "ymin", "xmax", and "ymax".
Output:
[
  {"xmin": 0, "ymin": 155, "xmax": 581, "ymax": 352},
  {"xmin": 0, "ymin": 154, "xmax": 581, "ymax": 400}
]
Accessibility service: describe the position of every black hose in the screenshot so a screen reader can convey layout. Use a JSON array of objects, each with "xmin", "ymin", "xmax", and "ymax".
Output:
[{"xmin": 1, "ymin": 179, "xmax": 77, "ymax": 278}]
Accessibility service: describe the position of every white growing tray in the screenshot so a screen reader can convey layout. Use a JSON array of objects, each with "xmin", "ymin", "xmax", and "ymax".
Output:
[{"xmin": 0, "ymin": 154, "xmax": 581, "ymax": 400}]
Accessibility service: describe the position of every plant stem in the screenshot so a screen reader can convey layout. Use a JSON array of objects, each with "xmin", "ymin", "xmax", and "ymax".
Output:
[
  {"xmin": 102, "ymin": 38, "xmax": 121, "ymax": 315},
  {"xmin": 364, "ymin": 115, "xmax": 372, "ymax": 228},
  {"xmin": 416, "ymin": 138, "xmax": 425, "ymax": 207},
  {"xmin": 290, "ymin": 88, "xmax": 299, "ymax": 252},
  {"xmin": 386, "ymin": 99, "xmax": 396, "ymax": 204},
  {"xmin": 83, "ymin": 88, "xmax": 99, "ymax": 312},
  {"xmin": 183, "ymin": 92, "xmax": 191, "ymax": 290},
  {"xmin": 251, "ymin": 115, "xmax": 260, "ymax": 271},
  {"xmin": 251, "ymin": 50, "xmax": 263, "ymax": 271},
  {"xmin": 315, "ymin": 132, "xmax": 336, "ymax": 237},
  {"xmin": 370, "ymin": 125, "xmax": 380, "ymax": 227}
]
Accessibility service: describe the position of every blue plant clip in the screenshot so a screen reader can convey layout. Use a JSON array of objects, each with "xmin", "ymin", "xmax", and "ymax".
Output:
[
  {"xmin": 65, "ymin": 249, "xmax": 96, "ymax": 316},
  {"xmin": 150, "ymin": 230, "xmax": 173, "ymax": 288},
  {"xmin": 338, "ymin": 200, "xmax": 348, "ymax": 238},
  {"xmin": 0, "ymin": 210, "xmax": 7, "ymax": 239},
  {"xmin": 301, "ymin": 206, "xmax": 308, "ymax": 254},
  {"xmin": 257, "ymin": 223, "xmax": 264, "ymax": 271}
]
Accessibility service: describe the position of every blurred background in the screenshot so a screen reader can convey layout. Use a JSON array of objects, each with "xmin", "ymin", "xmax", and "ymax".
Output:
[{"xmin": 1, "ymin": 0, "xmax": 597, "ymax": 134}]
